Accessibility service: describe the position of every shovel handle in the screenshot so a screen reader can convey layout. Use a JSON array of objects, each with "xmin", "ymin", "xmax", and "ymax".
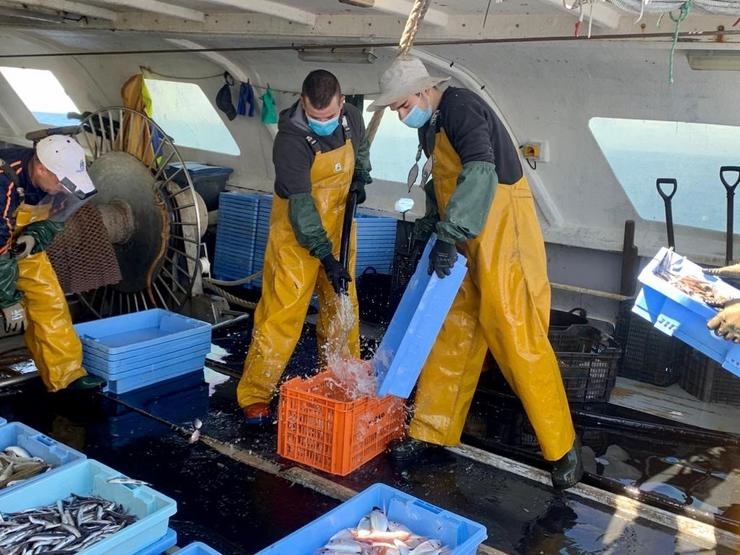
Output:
[
  {"xmin": 720, "ymin": 166, "xmax": 740, "ymax": 193},
  {"xmin": 656, "ymin": 178, "xmax": 678, "ymax": 200}
]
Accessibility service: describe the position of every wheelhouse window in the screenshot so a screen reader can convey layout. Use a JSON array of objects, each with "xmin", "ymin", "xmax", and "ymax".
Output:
[
  {"xmin": 589, "ymin": 117, "xmax": 740, "ymax": 233},
  {"xmin": 0, "ymin": 67, "xmax": 80, "ymax": 126},
  {"xmin": 143, "ymin": 78, "xmax": 240, "ymax": 156}
]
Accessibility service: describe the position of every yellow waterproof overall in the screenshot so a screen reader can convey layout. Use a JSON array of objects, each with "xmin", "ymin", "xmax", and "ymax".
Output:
[
  {"xmin": 409, "ymin": 130, "xmax": 575, "ymax": 461},
  {"xmin": 14, "ymin": 204, "xmax": 86, "ymax": 392},
  {"xmin": 237, "ymin": 130, "xmax": 360, "ymax": 408}
]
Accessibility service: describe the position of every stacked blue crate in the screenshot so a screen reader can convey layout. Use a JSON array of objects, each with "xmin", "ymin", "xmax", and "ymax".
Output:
[
  {"xmin": 253, "ymin": 193, "xmax": 273, "ymax": 289},
  {"xmin": 74, "ymin": 309, "xmax": 212, "ymax": 394},
  {"xmin": 355, "ymin": 211, "xmax": 396, "ymax": 276},
  {"xmin": 213, "ymin": 192, "xmax": 261, "ymax": 287},
  {"xmin": 215, "ymin": 194, "xmax": 397, "ymax": 291}
]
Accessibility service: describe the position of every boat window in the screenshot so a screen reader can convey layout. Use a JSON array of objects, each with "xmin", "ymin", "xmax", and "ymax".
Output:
[
  {"xmin": 0, "ymin": 67, "xmax": 80, "ymax": 126},
  {"xmin": 143, "ymin": 78, "xmax": 240, "ymax": 156},
  {"xmin": 362, "ymin": 98, "xmax": 427, "ymax": 185},
  {"xmin": 589, "ymin": 117, "xmax": 740, "ymax": 233}
]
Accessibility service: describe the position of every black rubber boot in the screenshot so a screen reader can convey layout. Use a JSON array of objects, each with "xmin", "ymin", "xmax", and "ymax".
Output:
[
  {"xmin": 66, "ymin": 374, "xmax": 106, "ymax": 391},
  {"xmin": 551, "ymin": 437, "xmax": 584, "ymax": 490},
  {"xmin": 388, "ymin": 438, "xmax": 437, "ymax": 461}
]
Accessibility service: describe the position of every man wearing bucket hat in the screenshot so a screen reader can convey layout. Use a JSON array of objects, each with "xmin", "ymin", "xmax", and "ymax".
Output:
[
  {"xmin": 368, "ymin": 56, "xmax": 582, "ymax": 489},
  {"xmin": 0, "ymin": 134, "xmax": 104, "ymax": 392}
]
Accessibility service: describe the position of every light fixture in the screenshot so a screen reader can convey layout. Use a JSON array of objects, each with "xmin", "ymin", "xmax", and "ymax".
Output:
[
  {"xmin": 338, "ymin": 0, "xmax": 375, "ymax": 7},
  {"xmin": 297, "ymin": 48, "xmax": 377, "ymax": 64},
  {"xmin": 687, "ymin": 50, "xmax": 740, "ymax": 71}
]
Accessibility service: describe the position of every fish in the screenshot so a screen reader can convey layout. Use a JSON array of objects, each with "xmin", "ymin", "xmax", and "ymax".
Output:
[
  {"xmin": 106, "ymin": 477, "xmax": 150, "ymax": 486},
  {"xmin": 318, "ymin": 508, "xmax": 450, "ymax": 555},
  {"xmin": 0, "ymin": 494, "xmax": 136, "ymax": 553},
  {"xmin": 0, "ymin": 450, "xmax": 50, "ymax": 489}
]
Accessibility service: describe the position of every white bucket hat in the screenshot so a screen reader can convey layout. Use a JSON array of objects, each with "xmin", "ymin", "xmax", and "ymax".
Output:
[{"xmin": 367, "ymin": 56, "xmax": 450, "ymax": 112}]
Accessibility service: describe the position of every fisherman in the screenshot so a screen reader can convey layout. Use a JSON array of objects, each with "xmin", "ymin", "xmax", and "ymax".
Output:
[
  {"xmin": 367, "ymin": 56, "xmax": 583, "ymax": 489},
  {"xmin": 0, "ymin": 134, "xmax": 104, "ymax": 392},
  {"xmin": 237, "ymin": 70, "xmax": 372, "ymax": 423},
  {"xmin": 705, "ymin": 263, "xmax": 740, "ymax": 342}
]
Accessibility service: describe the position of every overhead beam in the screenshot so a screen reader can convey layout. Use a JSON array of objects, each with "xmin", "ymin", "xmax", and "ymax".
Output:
[
  {"xmin": 370, "ymin": 0, "xmax": 448, "ymax": 27},
  {"xmin": 94, "ymin": 0, "xmax": 204, "ymax": 22},
  {"xmin": 5, "ymin": 0, "xmax": 118, "ymax": 20},
  {"xmin": 205, "ymin": 0, "xmax": 316, "ymax": 26},
  {"xmin": 537, "ymin": 0, "xmax": 623, "ymax": 29}
]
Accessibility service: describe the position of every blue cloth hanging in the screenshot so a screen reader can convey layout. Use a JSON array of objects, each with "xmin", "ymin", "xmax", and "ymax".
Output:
[{"xmin": 237, "ymin": 81, "xmax": 256, "ymax": 117}]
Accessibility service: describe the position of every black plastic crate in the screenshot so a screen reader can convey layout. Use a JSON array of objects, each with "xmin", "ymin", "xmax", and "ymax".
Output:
[
  {"xmin": 679, "ymin": 349, "xmax": 740, "ymax": 407},
  {"xmin": 615, "ymin": 300, "xmax": 685, "ymax": 387},
  {"xmin": 557, "ymin": 348, "xmax": 620, "ymax": 403},
  {"xmin": 549, "ymin": 325, "xmax": 601, "ymax": 354}
]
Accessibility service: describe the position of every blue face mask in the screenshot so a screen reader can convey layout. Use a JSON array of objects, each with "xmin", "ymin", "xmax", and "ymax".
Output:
[
  {"xmin": 307, "ymin": 115, "xmax": 340, "ymax": 137},
  {"xmin": 402, "ymin": 98, "xmax": 432, "ymax": 129}
]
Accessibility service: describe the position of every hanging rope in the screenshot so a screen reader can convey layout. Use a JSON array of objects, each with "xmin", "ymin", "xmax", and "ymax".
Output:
[
  {"xmin": 668, "ymin": 0, "xmax": 693, "ymax": 83},
  {"xmin": 366, "ymin": 0, "xmax": 433, "ymax": 146}
]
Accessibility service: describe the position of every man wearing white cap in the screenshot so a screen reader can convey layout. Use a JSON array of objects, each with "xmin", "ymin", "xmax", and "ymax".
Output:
[
  {"xmin": 368, "ymin": 56, "xmax": 583, "ymax": 489},
  {"xmin": 0, "ymin": 134, "xmax": 103, "ymax": 391}
]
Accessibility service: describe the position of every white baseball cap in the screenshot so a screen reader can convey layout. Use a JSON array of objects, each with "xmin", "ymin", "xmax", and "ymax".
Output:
[
  {"xmin": 367, "ymin": 56, "xmax": 450, "ymax": 112},
  {"xmin": 36, "ymin": 135, "xmax": 96, "ymax": 200}
]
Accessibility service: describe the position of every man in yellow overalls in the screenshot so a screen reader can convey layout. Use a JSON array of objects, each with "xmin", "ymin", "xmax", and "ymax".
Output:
[
  {"xmin": 368, "ymin": 56, "xmax": 583, "ymax": 489},
  {"xmin": 0, "ymin": 135, "xmax": 103, "ymax": 392},
  {"xmin": 237, "ymin": 70, "xmax": 372, "ymax": 423}
]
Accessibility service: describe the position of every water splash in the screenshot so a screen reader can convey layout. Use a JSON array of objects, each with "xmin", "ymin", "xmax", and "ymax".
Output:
[{"xmin": 320, "ymin": 293, "xmax": 377, "ymax": 401}]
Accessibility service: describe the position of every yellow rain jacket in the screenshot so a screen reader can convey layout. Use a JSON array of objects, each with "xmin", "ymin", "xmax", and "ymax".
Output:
[
  {"xmin": 237, "ymin": 102, "xmax": 371, "ymax": 408},
  {"xmin": 409, "ymin": 87, "xmax": 575, "ymax": 461},
  {"xmin": 0, "ymin": 152, "xmax": 86, "ymax": 392}
]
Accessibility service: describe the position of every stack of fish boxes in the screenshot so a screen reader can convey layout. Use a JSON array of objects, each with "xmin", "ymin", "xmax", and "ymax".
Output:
[{"xmin": 74, "ymin": 309, "xmax": 212, "ymax": 394}]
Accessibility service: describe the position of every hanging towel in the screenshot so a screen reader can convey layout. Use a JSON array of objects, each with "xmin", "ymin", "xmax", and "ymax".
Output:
[
  {"xmin": 237, "ymin": 81, "xmax": 256, "ymax": 117},
  {"xmin": 260, "ymin": 86, "xmax": 278, "ymax": 124}
]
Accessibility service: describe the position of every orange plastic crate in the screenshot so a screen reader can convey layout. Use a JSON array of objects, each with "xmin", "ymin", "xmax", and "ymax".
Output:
[{"xmin": 277, "ymin": 370, "xmax": 405, "ymax": 476}]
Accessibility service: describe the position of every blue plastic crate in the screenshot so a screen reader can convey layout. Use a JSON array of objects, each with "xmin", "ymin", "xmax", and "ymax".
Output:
[
  {"xmin": 373, "ymin": 237, "xmax": 467, "ymax": 398},
  {"xmin": 176, "ymin": 542, "xmax": 222, "ymax": 554},
  {"xmin": 75, "ymin": 310, "xmax": 211, "ymax": 361},
  {"xmin": 82, "ymin": 336, "xmax": 211, "ymax": 375},
  {"xmin": 634, "ymin": 248, "xmax": 740, "ymax": 378},
  {"xmin": 93, "ymin": 355, "xmax": 207, "ymax": 394},
  {"xmin": 134, "ymin": 528, "xmax": 177, "ymax": 555},
  {"xmin": 256, "ymin": 483, "xmax": 486, "ymax": 555},
  {"xmin": 84, "ymin": 344, "xmax": 210, "ymax": 379},
  {"xmin": 0, "ymin": 460, "xmax": 177, "ymax": 555},
  {"xmin": 0, "ymin": 422, "xmax": 86, "ymax": 497}
]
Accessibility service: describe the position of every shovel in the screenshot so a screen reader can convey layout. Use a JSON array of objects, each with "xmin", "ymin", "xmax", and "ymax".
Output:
[
  {"xmin": 720, "ymin": 166, "xmax": 740, "ymax": 265},
  {"xmin": 656, "ymin": 178, "xmax": 678, "ymax": 249},
  {"xmin": 338, "ymin": 190, "xmax": 358, "ymax": 295}
]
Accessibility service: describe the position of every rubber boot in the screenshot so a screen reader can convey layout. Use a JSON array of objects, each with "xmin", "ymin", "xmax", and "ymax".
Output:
[
  {"xmin": 65, "ymin": 374, "xmax": 106, "ymax": 391},
  {"xmin": 243, "ymin": 403, "xmax": 271, "ymax": 425},
  {"xmin": 551, "ymin": 437, "xmax": 584, "ymax": 490}
]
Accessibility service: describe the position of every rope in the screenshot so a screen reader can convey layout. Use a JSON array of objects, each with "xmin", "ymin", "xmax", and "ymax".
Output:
[
  {"xmin": 204, "ymin": 272, "xmax": 262, "ymax": 287},
  {"xmin": 668, "ymin": 1, "xmax": 693, "ymax": 84},
  {"xmin": 366, "ymin": 0, "xmax": 434, "ymax": 146},
  {"xmin": 202, "ymin": 280, "xmax": 258, "ymax": 310}
]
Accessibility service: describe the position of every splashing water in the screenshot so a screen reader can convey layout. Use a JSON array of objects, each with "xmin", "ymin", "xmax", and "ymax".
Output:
[{"xmin": 320, "ymin": 293, "xmax": 377, "ymax": 401}]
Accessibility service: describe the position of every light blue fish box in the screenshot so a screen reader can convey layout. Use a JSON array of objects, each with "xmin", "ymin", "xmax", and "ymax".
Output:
[
  {"xmin": 0, "ymin": 421, "xmax": 86, "ymax": 497},
  {"xmin": 373, "ymin": 237, "xmax": 467, "ymax": 398},
  {"xmin": 0, "ymin": 459, "xmax": 177, "ymax": 555},
  {"xmin": 256, "ymin": 483, "xmax": 487, "ymax": 555},
  {"xmin": 176, "ymin": 542, "xmax": 223, "ymax": 554},
  {"xmin": 633, "ymin": 247, "xmax": 740, "ymax": 377},
  {"xmin": 134, "ymin": 528, "xmax": 177, "ymax": 555}
]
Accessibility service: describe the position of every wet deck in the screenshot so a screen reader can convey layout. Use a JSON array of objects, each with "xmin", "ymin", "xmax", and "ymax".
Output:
[{"xmin": 0, "ymin": 315, "xmax": 737, "ymax": 554}]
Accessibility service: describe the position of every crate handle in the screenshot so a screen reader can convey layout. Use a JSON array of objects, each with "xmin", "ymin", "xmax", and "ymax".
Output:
[
  {"xmin": 411, "ymin": 499, "xmax": 442, "ymax": 515},
  {"xmin": 35, "ymin": 434, "xmax": 56, "ymax": 447}
]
